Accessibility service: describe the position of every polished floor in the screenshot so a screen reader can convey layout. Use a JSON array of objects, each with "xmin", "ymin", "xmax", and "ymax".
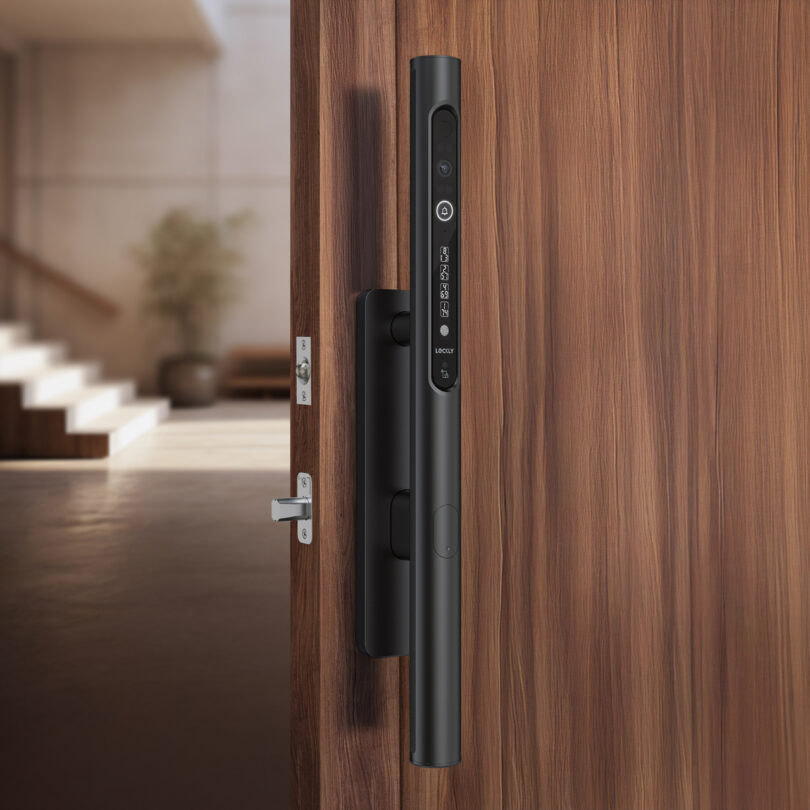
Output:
[{"xmin": 0, "ymin": 401, "xmax": 291, "ymax": 809}]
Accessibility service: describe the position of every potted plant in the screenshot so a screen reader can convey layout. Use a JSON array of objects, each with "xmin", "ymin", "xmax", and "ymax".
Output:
[{"xmin": 135, "ymin": 208, "xmax": 248, "ymax": 407}]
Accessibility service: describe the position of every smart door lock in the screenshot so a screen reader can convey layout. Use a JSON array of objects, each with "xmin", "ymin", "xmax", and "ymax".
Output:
[{"xmin": 356, "ymin": 55, "xmax": 461, "ymax": 769}]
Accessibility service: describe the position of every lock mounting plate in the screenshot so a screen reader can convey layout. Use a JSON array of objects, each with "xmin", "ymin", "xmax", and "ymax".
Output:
[{"xmin": 356, "ymin": 290, "xmax": 410, "ymax": 658}]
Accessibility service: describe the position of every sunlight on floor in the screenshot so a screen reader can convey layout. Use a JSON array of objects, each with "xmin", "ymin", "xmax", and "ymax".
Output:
[{"xmin": 0, "ymin": 401, "xmax": 291, "ymax": 472}]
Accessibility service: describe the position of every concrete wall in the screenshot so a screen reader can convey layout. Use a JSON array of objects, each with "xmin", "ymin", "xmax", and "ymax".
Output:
[{"xmin": 11, "ymin": 0, "xmax": 289, "ymax": 391}]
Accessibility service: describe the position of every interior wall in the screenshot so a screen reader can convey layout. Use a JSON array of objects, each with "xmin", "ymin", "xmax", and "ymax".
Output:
[
  {"xmin": 11, "ymin": 0, "xmax": 290, "ymax": 391},
  {"xmin": 0, "ymin": 53, "xmax": 13, "ymax": 317},
  {"xmin": 0, "ymin": 56, "xmax": 11, "ymax": 230}
]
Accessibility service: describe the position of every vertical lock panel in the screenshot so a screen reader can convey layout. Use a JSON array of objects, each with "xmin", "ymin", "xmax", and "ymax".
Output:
[{"xmin": 409, "ymin": 55, "xmax": 462, "ymax": 768}]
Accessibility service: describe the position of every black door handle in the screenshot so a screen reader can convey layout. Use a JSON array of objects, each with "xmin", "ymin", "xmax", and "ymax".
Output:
[
  {"xmin": 356, "ymin": 55, "xmax": 461, "ymax": 769},
  {"xmin": 409, "ymin": 54, "xmax": 461, "ymax": 768}
]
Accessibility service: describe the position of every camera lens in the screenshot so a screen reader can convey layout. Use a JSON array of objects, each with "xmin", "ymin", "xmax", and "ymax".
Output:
[{"xmin": 437, "ymin": 160, "xmax": 453, "ymax": 177}]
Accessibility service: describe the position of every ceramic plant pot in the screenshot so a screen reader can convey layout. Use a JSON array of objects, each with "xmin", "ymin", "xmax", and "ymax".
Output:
[{"xmin": 158, "ymin": 355, "xmax": 218, "ymax": 407}]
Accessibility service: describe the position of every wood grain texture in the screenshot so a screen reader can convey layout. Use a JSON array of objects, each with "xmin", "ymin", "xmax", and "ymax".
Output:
[
  {"xmin": 295, "ymin": 1, "xmax": 810, "ymax": 808},
  {"xmin": 290, "ymin": 1, "xmax": 320, "ymax": 807},
  {"xmin": 291, "ymin": 0, "xmax": 401, "ymax": 807},
  {"xmin": 394, "ymin": 1, "xmax": 810, "ymax": 808}
]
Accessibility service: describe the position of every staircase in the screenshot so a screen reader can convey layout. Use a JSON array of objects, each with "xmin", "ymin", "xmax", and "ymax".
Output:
[{"xmin": 0, "ymin": 322, "xmax": 169, "ymax": 459}]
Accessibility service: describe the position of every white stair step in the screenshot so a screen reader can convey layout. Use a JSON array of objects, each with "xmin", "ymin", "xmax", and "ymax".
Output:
[
  {"xmin": 0, "ymin": 341, "xmax": 66, "ymax": 379},
  {"xmin": 19, "ymin": 362, "xmax": 101, "ymax": 406},
  {"xmin": 0, "ymin": 322, "xmax": 30, "ymax": 352},
  {"xmin": 31, "ymin": 381, "xmax": 136, "ymax": 431},
  {"xmin": 76, "ymin": 398, "xmax": 170, "ymax": 456}
]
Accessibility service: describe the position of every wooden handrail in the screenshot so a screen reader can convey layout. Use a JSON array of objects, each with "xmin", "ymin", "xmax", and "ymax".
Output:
[{"xmin": 0, "ymin": 237, "xmax": 120, "ymax": 317}]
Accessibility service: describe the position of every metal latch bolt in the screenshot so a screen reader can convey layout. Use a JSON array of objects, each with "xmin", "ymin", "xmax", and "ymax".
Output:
[{"xmin": 272, "ymin": 472, "xmax": 313, "ymax": 544}]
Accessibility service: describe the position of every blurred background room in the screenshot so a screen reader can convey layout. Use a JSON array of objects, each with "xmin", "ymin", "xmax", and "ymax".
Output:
[{"xmin": 0, "ymin": 1, "xmax": 292, "ymax": 807}]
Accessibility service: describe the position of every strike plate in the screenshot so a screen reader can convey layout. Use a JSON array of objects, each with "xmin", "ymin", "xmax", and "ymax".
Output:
[
  {"xmin": 296, "ymin": 336, "xmax": 311, "ymax": 405},
  {"xmin": 296, "ymin": 472, "xmax": 313, "ymax": 544}
]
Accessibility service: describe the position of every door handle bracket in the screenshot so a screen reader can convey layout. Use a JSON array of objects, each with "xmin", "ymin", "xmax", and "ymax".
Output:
[{"xmin": 356, "ymin": 290, "xmax": 410, "ymax": 657}]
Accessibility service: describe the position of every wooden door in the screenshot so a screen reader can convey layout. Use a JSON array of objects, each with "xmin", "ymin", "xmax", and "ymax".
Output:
[{"xmin": 290, "ymin": 1, "xmax": 810, "ymax": 808}]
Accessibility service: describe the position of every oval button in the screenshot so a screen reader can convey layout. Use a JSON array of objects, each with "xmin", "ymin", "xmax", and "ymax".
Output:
[{"xmin": 433, "ymin": 505, "xmax": 459, "ymax": 559}]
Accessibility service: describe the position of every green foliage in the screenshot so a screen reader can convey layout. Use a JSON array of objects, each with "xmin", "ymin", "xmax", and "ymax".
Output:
[{"xmin": 134, "ymin": 208, "xmax": 251, "ymax": 356}]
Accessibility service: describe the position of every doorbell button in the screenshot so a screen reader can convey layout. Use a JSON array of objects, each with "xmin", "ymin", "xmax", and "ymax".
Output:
[{"xmin": 435, "ymin": 200, "xmax": 454, "ymax": 222}]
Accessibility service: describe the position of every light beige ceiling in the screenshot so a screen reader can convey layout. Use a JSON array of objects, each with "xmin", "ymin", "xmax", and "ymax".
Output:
[{"xmin": 0, "ymin": 0, "xmax": 222, "ymax": 50}]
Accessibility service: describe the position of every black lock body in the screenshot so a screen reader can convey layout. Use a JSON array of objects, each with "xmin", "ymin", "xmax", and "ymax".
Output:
[
  {"xmin": 354, "ymin": 55, "xmax": 461, "ymax": 770},
  {"xmin": 409, "ymin": 55, "xmax": 461, "ymax": 768}
]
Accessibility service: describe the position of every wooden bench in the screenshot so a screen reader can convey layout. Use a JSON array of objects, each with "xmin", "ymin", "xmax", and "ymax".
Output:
[{"xmin": 224, "ymin": 345, "xmax": 290, "ymax": 398}]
